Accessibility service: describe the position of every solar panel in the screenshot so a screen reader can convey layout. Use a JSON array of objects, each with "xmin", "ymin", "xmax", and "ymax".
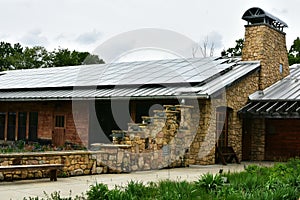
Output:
[{"xmin": 0, "ymin": 57, "xmax": 255, "ymax": 90}]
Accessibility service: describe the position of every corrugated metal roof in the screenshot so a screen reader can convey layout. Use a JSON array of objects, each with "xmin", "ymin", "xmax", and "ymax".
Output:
[
  {"xmin": 0, "ymin": 57, "xmax": 260, "ymax": 100},
  {"xmin": 0, "ymin": 87, "xmax": 194, "ymax": 101},
  {"xmin": 239, "ymin": 101, "xmax": 300, "ymax": 118},
  {"xmin": 250, "ymin": 64, "xmax": 300, "ymax": 101}
]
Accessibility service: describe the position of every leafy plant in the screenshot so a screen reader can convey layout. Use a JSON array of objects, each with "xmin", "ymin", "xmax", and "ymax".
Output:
[
  {"xmin": 195, "ymin": 173, "xmax": 224, "ymax": 192},
  {"xmin": 86, "ymin": 183, "xmax": 109, "ymax": 200},
  {"xmin": 23, "ymin": 159, "xmax": 300, "ymax": 200}
]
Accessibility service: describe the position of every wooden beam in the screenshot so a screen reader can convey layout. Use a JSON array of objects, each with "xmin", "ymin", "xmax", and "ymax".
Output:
[
  {"xmin": 4, "ymin": 112, "xmax": 7, "ymax": 142},
  {"xmin": 26, "ymin": 112, "xmax": 29, "ymax": 140},
  {"xmin": 15, "ymin": 112, "xmax": 19, "ymax": 141},
  {"xmin": 130, "ymin": 101, "xmax": 136, "ymax": 122}
]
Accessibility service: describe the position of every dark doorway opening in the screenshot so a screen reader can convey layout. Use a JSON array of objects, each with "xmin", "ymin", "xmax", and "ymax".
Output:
[
  {"xmin": 18, "ymin": 112, "xmax": 27, "ymax": 140},
  {"xmin": 7, "ymin": 112, "xmax": 16, "ymax": 141},
  {"xmin": 89, "ymin": 99, "xmax": 180, "ymax": 145},
  {"xmin": 29, "ymin": 112, "xmax": 38, "ymax": 141},
  {"xmin": 0, "ymin": 112, "xmax": 5, "ymax": 140}
]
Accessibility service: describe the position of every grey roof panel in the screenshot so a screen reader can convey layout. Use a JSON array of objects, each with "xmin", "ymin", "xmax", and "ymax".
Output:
[
  {"xmin": 0, "ymin": 57, "xmax": 236, "ymax": 90},
  {"xmin": 250, "ymin": 64, "xmax": 300, "ymax": 101},
  {"xmin": 0, "ymin": 57, "xmax": 260, "ymax": 100}
]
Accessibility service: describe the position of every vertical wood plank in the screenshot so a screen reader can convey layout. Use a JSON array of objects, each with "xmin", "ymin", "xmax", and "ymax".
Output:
[
  {"xmin": 4, "ymin": 112, "xmax": 8, "ymax": 142},
  {"xmin": 131, "ymin": 101, "xmax": 136, "ymax": 122},
  {"xmin": 15, "ymin": 112, "xmax": 19, "ymax": 141},
  {"xmin": 26, "ymin": 112, "xmax": 29, "ymax": 140}
]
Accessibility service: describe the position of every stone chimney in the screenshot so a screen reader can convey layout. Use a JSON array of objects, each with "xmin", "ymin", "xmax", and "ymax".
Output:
[{"xmin": 241, "ymin": 7, "xmax": 289, "ymax": 90}]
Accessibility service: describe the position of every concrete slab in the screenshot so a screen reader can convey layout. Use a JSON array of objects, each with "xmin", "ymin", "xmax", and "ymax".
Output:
[{"xmin": 0, "ymin": 162, "xmax": 274, "ymax": 199}]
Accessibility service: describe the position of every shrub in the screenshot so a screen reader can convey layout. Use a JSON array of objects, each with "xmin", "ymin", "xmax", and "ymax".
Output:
[
  {"xmin": 195, "ymin": 173, "xmax": 224, "ymax": 192},
  {"xmin": 86, "ymin": 183, "xmax": 109, "ymax": 200}
]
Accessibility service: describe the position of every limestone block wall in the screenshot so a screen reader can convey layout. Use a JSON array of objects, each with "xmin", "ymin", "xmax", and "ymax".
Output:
[
  {"xmin": 226, "ymin": 72, "xmax": 260, "ymax": 159},
  {"xmin": 189, "ymin": 100, "xmax": 215, "ymax": 165},
  {"xmin": 250, "ymin": 118, "xmax": 265, "ymax": 160},
  {"xmin": 242, "ymin": 24, "xmax": 289, "ymax": 90},
  {"xmin": 0, "ymin": 151, "xmax": 105, "ymax": 181},
  {"xmin": 96, "ymin": 105, "xmax": 196, "ymax": 171},
  {"xmin": 189, "ymin": 71, "xmax": 259, "ymax": 165}
]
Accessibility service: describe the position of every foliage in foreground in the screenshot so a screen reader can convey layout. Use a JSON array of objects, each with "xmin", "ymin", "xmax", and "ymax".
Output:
[
  {"xmin": 0, "ymin": 140, "xmax": 86, "ymax": 154},
  {"xmin": 24, "ymin": 158, "xmax": 300, "ymax": 200}
]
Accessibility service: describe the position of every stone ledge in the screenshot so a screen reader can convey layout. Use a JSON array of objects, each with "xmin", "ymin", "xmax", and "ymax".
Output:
[{"xmin": 0, "ymin": 150, "xmax": 104, "ymax": 158}]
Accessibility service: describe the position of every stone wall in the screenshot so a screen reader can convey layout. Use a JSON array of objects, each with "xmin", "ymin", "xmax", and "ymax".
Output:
[
  {"xmin": 189, "ymin": 71, "xmax": 260, "ymax": 165},
  {"xmin": 94, "ymin": 105, "xmax": 197, "ymax": 171},
  {"xmin": 250, "ymin": 118, "xmax": 265, "ymax": 160},
  {"xmin": 242, "ymin": 24, "xmax": 289, "ymax": 90},
  {"xmin": 0, "ymin": 151, "xmax": 105, "ymax": 181},
  {"xmin": 226, "ymin": 72, "xmax": 260, "ymax": 159}
]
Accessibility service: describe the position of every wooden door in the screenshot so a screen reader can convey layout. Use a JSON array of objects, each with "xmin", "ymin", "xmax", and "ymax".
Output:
[
  {"xmin": 265, "ymin": 119, "xmax": 300, "ymax": 161},
  {"xmin": 52, "ymin": 114, "xmax": 66, "ymax": 147},
  {"xmin": 215, "ymin": 107, "xmax": 229, "ymax": 164},
  {"xmin": 216, "ymin": 107, "xmax": 228, "ymax": 149},
  {"xmin": 242, "ymin": 118, "xmax": 252, "ymax": 160}
]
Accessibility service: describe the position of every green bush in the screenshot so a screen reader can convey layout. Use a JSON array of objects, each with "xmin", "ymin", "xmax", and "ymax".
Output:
[
  {"xmin": 195, "ymin": 173, "xmax": 224, "ymax": 192},
  {"xmin": 24, "ymin": 159, "xmax": 300, "ymax": 200},
  {"xmin": 86, "ymin": 183, "xmax": 109, "ymax": 200}
]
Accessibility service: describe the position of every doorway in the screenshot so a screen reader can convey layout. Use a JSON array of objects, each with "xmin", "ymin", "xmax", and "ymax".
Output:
[{"xmin": 52, "ymin": 114, "xmax": 66, "ymax": 146}]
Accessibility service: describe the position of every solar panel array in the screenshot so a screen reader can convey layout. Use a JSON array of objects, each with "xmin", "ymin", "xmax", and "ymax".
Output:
[
  {"xmin": 0, "ymin": 57, "xmax": 240, "ymax": 90},
  {"xmin": 0, "ymin": 60, "xmax": 261, "ymax": 100}
]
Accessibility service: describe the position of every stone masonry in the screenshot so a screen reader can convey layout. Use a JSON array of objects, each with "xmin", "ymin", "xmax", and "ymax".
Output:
[
  {"xmin": 189, "ymin": 72, "xmax": 260, "ymax": 165},
  {"xmin": 0, "ymin": 151, "xmax": 106, "ymax": 181},
  {"xmin": 94, "ymin": 105, "xmax": 198, "ymax": 172},
  {"xmin": 242, "ymin": 24, "xmax": 289, "ymax": 90}
]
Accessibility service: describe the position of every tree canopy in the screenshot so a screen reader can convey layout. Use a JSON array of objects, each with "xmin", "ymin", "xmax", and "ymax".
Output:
[
  {"xmin": 222, "ymin": 37, "xmax": 300, "ymax": 66},
  {"xmin": 288, "ymin": 37, "xmax": 300, "ymax": 65},
  {"xmin": 0, "ymin": 41, "xmax": 104, "ymax": 71},
  {"xmin": 221, "ymin": 39, "xmax": 244, "ymax": 57}
]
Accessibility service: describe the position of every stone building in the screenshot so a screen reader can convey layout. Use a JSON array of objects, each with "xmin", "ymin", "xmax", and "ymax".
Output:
[{"xmin": 0, "ymin": 7, "xmax": 297, "ymax": 170}]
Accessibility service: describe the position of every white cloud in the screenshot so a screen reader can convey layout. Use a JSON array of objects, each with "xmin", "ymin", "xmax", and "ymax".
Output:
[
  {"xmin": 20, "ymin": 29, "xmax": 49, "ymax": 47},
  {"xmin": 207, "ymin": 31, "xmax": 223, "ymax": 49},
  {"xmin": 76, "ymin": 30, "xmax": 102, "ymax": 45}
]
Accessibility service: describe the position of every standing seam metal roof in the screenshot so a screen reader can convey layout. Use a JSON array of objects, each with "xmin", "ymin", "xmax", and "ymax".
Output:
[
  {"xmin": 0, "ymin": 57, "xmax": 260, "ymax": 100},
  {"xmin": 250, "ymin": 64, "xmax": 300, "ymax": 101}
]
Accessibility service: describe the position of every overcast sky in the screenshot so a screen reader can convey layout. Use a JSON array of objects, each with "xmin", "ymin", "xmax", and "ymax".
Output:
[{"xmin": 0, "ymin": 0, "xmax": 299, "ymax": 61}]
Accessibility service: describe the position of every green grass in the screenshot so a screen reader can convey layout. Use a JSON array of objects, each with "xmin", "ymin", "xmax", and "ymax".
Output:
[{"xmin": 24, "ymin": 158, "xmax": 300, "ymax": 200}]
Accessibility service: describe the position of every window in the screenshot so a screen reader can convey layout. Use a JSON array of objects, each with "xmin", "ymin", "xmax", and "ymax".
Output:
[
  {"xmin": 0, "ymin": 112, "xmax": 5, "ymax": 140},
  {"xmin": 0, "ymin": 111, "xmax": 38, "ymax": 142},
  {"xmin": 7, "ymin": 112, "xmax": 16, "ymax": 141},
  {"xmin": 55, "ymin": 115, "xmax": 65, "ymax": 128},
  {"xmin": 29, "ymin": 112, "xmax": 38, "ymax": 141},
  {"xmin": 18, "ymin": 112, "xmax": 27, "ymax": 140},
  {"xmin": 279, "ymin": 64, "xmax": 283, "ymax": 74}
]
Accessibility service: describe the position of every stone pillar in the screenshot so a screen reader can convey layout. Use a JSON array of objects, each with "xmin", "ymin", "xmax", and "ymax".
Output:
[
  {"xmin": 242, "ymin": 24, "xmax": 289, "ymax": 90},
  {"xmin": 251, "ymin": 118, "xmax": 265, "ymax": 160}
]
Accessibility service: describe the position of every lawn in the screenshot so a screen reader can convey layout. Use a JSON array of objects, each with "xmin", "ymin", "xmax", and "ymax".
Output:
[{"xmin": 24, "ymin": 158, "xmax": 300, "ymax": 200}]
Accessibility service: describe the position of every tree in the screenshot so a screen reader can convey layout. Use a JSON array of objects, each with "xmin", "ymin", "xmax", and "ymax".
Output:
[
  {"xmin": 82, "ymin": 54, "xmax": 104, "ymax": 65},
  {"xmin": 51, "ymin": 48, "xmax": 104, "ymax": 67},
  {"xmin": 16, "ymin": 46, "xmax": 52, "ymax": 69},
  {"xmin": 221, "ymin": 38, "xmax": 244, "ymax": 57},
  {"xmin": 0, "ymin": 41, "xmax": 105, "ymax": 71},
  {"xmin": 288, "ymin": 37, "xmax": 300, "ymax": 65},
  {"xmin": 192, "ymin": 37, "xmax": 215, "ymax": 58}
]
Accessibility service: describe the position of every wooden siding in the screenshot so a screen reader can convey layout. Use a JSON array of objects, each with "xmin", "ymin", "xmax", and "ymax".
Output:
[{"xmin": 265, "ymin": 119, "xmax": 300, "ymax": 161}]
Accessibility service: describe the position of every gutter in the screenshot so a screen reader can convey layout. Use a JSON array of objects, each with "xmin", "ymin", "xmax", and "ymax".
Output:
[{"xmin": 0, "ymin": 94, "xmax": 210, "ymax": 102}]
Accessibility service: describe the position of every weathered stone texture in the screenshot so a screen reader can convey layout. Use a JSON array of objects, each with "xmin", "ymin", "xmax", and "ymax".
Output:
[
  {"xmin": 96, "ymin": 105, "xmax": 197, "ymax": 172},
  {"xmin": 250, "ymin": 118, "xmax": 265, "ymax": 160},
  {"xmin": 0, "ymin": 151, "xmax": 102, "ymax": 181},
  {"xmin": 242, "ymin": 24, "xmax": 289, "ymax": 90}
]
